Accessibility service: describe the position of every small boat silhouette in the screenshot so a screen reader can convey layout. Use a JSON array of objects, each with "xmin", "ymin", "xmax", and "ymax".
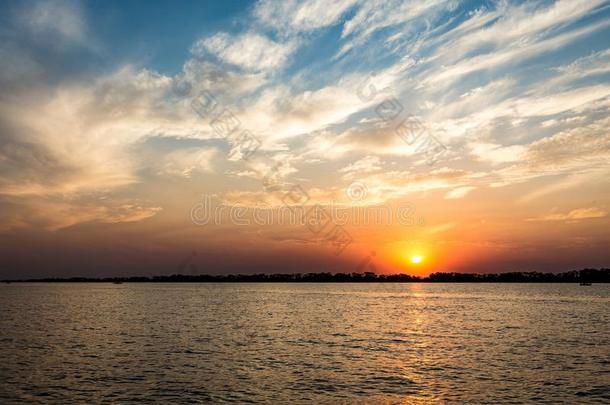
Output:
[
  {"xmin": 579, "ymin": 282, "xmax": 592, "ymax": 286},
  {"xmin": 113, "ymin": 281, "xmax": 123, "ymax": 284}
]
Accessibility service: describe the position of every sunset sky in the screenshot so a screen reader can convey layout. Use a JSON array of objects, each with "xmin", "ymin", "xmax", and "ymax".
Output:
[{"xmin": 1, "ymin": 0, "xmax": 609, "ymax": 279}]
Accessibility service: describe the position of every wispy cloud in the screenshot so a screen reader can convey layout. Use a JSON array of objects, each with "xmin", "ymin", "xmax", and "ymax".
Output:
[
  {"xmin": 18, "ymin": 0, "xmax": 94, "ymax": 49},
  {"xmin": 1, "ymin": 0, "xmax": 609, "ymax": 270},
  {"xmin": 192, "ymin": 32, "xmax": 296, "ymax": 72},
  {"xmin": 527, "ymin": 207, "xmax": 608, "ymax": 222},
  {"xmin": 255, "ymin": 0, "xmax": 359, "ymax": 36},
  {"xmin": 444, "ymin": 186, "xmax": 475, "ymax": 200}
]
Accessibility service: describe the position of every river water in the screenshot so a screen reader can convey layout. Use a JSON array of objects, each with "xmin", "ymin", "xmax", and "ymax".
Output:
[{"xmin": 0, "ymin": 283, "xmax": 608, "ymax": 403}]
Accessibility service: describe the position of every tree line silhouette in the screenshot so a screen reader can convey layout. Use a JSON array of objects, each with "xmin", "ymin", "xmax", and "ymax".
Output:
[{"xmin": 4, "ymin": 268, "xmax": 609, "ymax": 283}]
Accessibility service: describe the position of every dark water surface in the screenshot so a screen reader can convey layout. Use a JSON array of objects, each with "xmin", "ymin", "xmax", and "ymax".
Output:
[{"xmin": 0, "ymin": 283, "xmax": 608, "ymax": 404}]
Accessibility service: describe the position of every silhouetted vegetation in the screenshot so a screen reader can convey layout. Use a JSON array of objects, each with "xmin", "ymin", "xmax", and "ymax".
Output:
[{"xmin": 4, "ymin": 268, "xmax": 609, "ymax": 283}]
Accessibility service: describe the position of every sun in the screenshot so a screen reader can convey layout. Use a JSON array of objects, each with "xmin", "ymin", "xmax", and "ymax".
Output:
[{"xmin": 410, "ymin": 255, "xmax": 424, "ymax": 264}]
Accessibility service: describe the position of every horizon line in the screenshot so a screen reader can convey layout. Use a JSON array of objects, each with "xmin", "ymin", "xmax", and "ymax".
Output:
[{"xmin": 4, "ymin": 268, "xmax": 609, "ymax": 283}]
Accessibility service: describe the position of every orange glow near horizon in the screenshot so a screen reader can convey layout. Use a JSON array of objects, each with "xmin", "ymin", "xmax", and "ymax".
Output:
[{"xmin": 379, "ymin": 241, "xmax": 438, "ymax": 275}]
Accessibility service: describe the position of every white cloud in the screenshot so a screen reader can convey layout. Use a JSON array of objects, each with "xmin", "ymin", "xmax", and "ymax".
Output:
[
  {"xmin": 551, "ymin": 48, "xmax": 610, "ymax": 83},
  {"xmin": 255, "ymin": 0, "xmax": 359, "ymax": 36},
  {"xmin": 160, "ymin": 148, "xmax": 217, "ymax": 178},
  {"xmin": 429, "ymin": 82, "xmax": 610, "ymax": 149},
  {"xmin": 424, "ymin": 18, "xmax": 610, "ymax": 87},
  {"xmin": 3, "ymin": 0, "xmax": 610, "ymax": 235},
  {"xmin": 180, "ymin": 60, "xmax": 268, "ymax": 98},
  {"xmin": 432, "ymin": 0, "xmax": 608, "ymax": 62},
  {"xmin": 236, "ymin": 74, "xmax": 375, "ymax": 143},
  {"xmin": 0, "ymin": 64, "xmax": 222, "ymax": 198},
  {"xmin": 339, "ymin": 155, "xmax": 383, "ymax": 179},
  {"xmin": 192, "ymin": 32, "xmax": 296, "ymax": 72},
  {"xmin": 526, "ymin": 115, "xmax": 610, "ymax": 167},
  {"xmin": 0, "ymin": 198, "xmax": 162, "ymax": 232},
  {"xmin": 444, "ymin": 186, "xmax": 475, "ymax": 199},
  {"xmin": 477, "ymin": 114, "xmax": 610, "ymax": 196},
  {"xmin": 469, "ymin": 143, "xmax": 526, "ymax": 165},
  {"xmin": 338, "ymin": 0, "xmax": 449, "ymax": 57}
]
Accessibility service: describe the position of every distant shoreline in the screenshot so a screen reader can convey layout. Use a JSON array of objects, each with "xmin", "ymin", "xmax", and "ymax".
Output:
[{"xmin": 3, "ymin": 269, "xmax": 609, "ymax": 283}]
